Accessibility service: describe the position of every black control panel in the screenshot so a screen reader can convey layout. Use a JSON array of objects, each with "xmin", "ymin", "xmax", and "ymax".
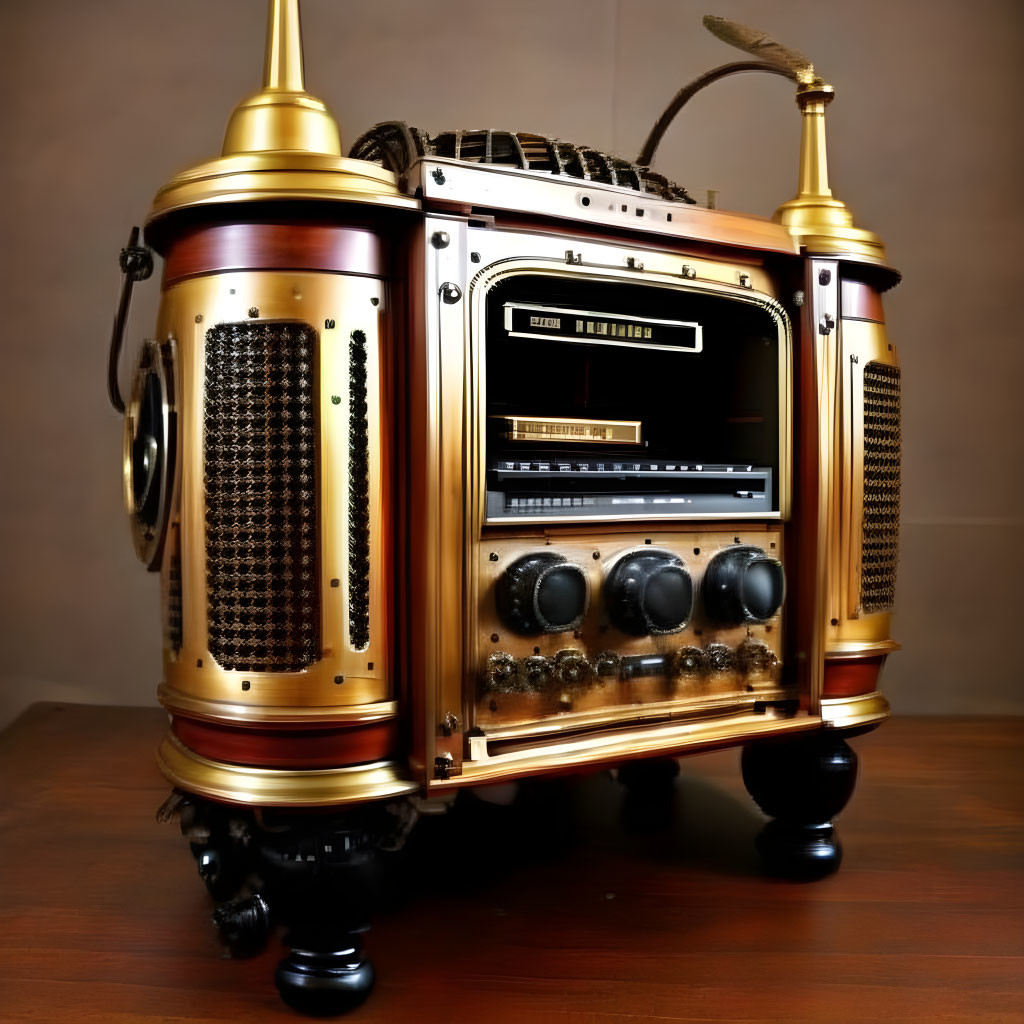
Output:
[{"xmin": 486, "ymin": 459, "xmax": 773, "ymax": 518}]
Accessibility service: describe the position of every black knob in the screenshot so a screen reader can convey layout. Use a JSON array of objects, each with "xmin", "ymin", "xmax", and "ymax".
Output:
[
  {"xmin": 605, "ymin": 550, "xmax": 693, "ymax": 636},
  {"xmin": 703, "ymin": 546, "xmax": 785, "ymax": 625},
  {"xmin": 496, "ymin": 553, "xmax": 588, "ymax": 635}
]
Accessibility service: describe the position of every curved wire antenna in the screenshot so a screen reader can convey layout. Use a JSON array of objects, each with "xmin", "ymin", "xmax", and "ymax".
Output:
[{"xmin": 636, "ymin": 60, "xmax": 793, "ymax": 168}]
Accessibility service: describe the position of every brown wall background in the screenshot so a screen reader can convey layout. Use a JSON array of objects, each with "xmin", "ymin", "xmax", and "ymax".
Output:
[{"xmin": 1, "ymin": 0, "xmax": 1022, "ymax": 727}]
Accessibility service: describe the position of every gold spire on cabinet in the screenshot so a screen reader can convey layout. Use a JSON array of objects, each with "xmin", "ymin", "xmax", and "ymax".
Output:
[
  {"xmin": 704, "ymin": 15, "xmax": 888, "ymax": 266},
  {"xmin": 772, "ymin": 80, "xmax": 887, "ymax": 266},
  {"xmin": 146, "ymin": 0, "xmax": 415, "ymax": 240},
  {"xmin": 220, "ymin": 0, "xmax": 341, "ymax": 157}
]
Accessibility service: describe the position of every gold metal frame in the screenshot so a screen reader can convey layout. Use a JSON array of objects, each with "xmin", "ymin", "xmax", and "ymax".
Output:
[
  {"xmin": 152, "ymin": 271, "xmax": 391, "ymax": 723},
  {"xmin": 829, "ymin": 317, "xmax": 900, "ymax": 656}
]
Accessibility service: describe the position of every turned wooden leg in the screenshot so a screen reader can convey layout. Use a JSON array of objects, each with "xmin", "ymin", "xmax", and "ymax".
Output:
[{"xmin": 742, "ymin": 732, "xmax": 858, "ymax": 880}]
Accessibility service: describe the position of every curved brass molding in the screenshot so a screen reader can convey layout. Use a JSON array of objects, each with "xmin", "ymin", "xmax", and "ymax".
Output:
[
  {"xmin": 156, "ymin": 732, "xmax": 418, "ymax": 806},
  {"xmin": 158, "ymin": 684, "xmax": 397, "ymax": 726},
  {"xmin": 825, "ymin": 639, "xmax": 901, "ymax": 660},
  {"xmin": 820, "ymin": 691, "xmax": 890, "ymax": 730}
]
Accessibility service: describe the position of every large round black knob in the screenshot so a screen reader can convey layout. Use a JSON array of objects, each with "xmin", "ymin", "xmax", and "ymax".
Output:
[
  {"xmin": 703, "ymin": 545, "xmax": 785, "ymax": 625},
  {"xmin": 496, "ymin": 553, "xmax": 588, "ymax": 635},
  {"xmin": 605, "ymin": 550, "xmax": 693, "ymax": 636}
]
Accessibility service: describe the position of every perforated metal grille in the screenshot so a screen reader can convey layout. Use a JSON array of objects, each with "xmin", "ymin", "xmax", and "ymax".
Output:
[
  {"xmin": 204, "ymin": 322, "xmax": 319, "ymax": 671},
  {"xmin": 348, "ymin": 330, "xmax": 371, "ymax": 651},
  {"xmin": 165, "ymin": 529, "xmax": 182, "ymax": 654},
  {"xmin": 860, "ymin": 362, "xmax": 901, "ymax": 613}
]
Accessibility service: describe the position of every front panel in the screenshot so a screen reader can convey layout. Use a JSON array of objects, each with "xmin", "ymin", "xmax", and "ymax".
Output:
[{"xmin": 419, "ymin": 217, "xmax": 813, "ymax": 788}]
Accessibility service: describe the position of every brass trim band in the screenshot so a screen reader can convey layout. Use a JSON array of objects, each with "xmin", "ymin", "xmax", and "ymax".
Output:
[
  {"xmin": 156, "ymin": 731, "xmax": 417, "ymax": 806},
  {"xmin": 158, "ymin": 684, "xmax": 397, "ymax": 725},
  {"xmin": 820, "ymin": 691, "xmax": 890, "ymax": 730}
]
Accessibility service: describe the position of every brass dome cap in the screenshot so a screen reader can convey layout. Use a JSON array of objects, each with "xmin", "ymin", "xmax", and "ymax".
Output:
[{"xmin": 146, "ymin": 0, "xmax": 417, "ymax": 234}]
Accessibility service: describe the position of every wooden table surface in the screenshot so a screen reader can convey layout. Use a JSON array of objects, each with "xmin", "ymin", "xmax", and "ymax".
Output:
[{"xmin": 1, "ymin": 704, "xmax": 1021, "ymax": 1023}]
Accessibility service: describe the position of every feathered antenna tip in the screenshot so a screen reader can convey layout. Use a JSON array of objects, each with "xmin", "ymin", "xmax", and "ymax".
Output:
[{"xmin": 702, "ymin": 15, "xmax": 818, "ymax": 84}]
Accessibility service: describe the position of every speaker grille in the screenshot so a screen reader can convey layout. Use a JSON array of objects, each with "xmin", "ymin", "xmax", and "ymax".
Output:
[
  {"xmin": 348, "ymin": 330, "xmax": 371, "ymax": 651},
  {"xmin": 165, "ymin": 527, "xmax": 183, "ymax": 655},
  {"xmin": 860, "ymin": 362, "xmax": 901, "ymax": 614},
  {"xmin": 204, "ymin": 322, "xmax": 319, "ymax": 671}
]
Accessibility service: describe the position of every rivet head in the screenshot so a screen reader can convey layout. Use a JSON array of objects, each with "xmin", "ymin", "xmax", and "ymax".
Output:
[
  {"xmin": 440, "ymin": 282, "xmax": 463, "ymax": 304},
  {"xmin": 247, "ymin": 306, "xmax": 259, "ymax": 318},
  {"xmin": 431, "ymin": 230, "xmax": 451, "ymax": 249}
]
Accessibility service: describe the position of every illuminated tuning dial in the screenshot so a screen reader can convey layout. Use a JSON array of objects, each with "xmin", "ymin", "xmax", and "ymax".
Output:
[
  {"xmin": 703, "ymin": 546, "xmax": 785, "ymax": 626},
  {"xmin": 496, "ymin": 553, "xmax": 589, "ymax": 635},
  {"xmin": 605, "ymin": 550, "xmax": 693, "ymax": 636}
]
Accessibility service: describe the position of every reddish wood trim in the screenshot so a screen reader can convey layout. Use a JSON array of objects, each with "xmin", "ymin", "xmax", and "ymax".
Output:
[
  {"xmin": 162, "ymin": 222, "xmax": 388, "ymax": 285},
  {"xmin": 171, "ymin": 715, "xmax": 396, "ymax": 769},
  {"xmin": 823, "ymin": 655, "xmax": 886, "ymax": 697},
  {"xmin": 840, "ymin": 279, "xmax": 885, "ymax": 323}
]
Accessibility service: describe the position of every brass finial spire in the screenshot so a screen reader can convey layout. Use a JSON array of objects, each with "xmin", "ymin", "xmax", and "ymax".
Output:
[
  {"xmin": 263, "ymin": 0, "xmax": 305, "ymax": 92},
  {"xmin": 704, "ymin": 15, "xmax": 887, "ymax": 266},
  {"xmin": 221, "ymin": 0, "xmax": 341, "ymax": 157}
]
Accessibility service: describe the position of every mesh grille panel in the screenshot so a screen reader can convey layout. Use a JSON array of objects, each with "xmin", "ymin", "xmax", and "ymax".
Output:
[
  {"xmin": 348, "ymin": 330, "xmax": 370, "ymax": 651},
  {"xmin": 165, "ymin": 528, "xmax": 182, "ymax": 654},
  {"xmin": 860, "ymin": 362, "xmax": 901, "ymax": 613},
  {"xmin": 204, "ymin": 322, "xmax": 319, "ymax": 671}
]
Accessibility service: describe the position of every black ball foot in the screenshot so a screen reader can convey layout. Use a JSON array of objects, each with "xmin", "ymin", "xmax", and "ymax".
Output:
[
  {"xmin": 213, "ymin": 893, "xmax": 271, "ymax": 957},
  {"xmin": 755, "ymin": 819, "xmax": 842, "ymax": 880},
  {"xmin": 275, "ymin": 940, "xmax": 375, "ymax": 1016},
  {"xmin": 742, "ymin": 732, "xmax": 858, "ymax": 881}
]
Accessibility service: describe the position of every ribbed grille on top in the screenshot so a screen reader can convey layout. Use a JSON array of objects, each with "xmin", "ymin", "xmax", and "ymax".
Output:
[
  {"xmin": 204, "ymin": 321, "xmax": 319, "ymax": 671},
  {"xmin": 860, "ymin": 362, "xmax": 901, "ymax": 614}
]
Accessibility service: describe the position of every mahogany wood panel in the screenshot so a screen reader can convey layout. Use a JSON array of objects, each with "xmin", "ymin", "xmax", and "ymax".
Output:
[
  {"xmin": 2, "ymin": 704, "xmax": 1022, "ymax": 1023},
  {"xmin": 840, "ymin": 279, "xmax": 886, "ymax": 323},
  {"xmin": 162, "ymin": 222, "xmax": 388, "ymax": 285},
  {"xmin": 170, "ymin": 715, "xmax": 396, "ymax": 768},
  {"xmin": 823, "ymin": 654, "xmax": 884, "ymax": 697}
]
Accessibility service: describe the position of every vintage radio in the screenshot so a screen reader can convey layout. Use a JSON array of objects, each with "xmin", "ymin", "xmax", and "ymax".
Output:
[{"xmin": 109, "ymin": 1, "xmax": 901, "ymax": 1014}]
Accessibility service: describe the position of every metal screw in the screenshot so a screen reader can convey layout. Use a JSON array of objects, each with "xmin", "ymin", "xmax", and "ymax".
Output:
[
  {"xmin": 470, "ymin": 251, "xmax": 481, "ymax": 263},
  {"xmin": 440, "ymin": 282, "xmax": 462, "ymax": 304},
  {"xmin": 194, "ymin": 314, "xmax": 203, "ymax": 323},
  {"xmin": 592, "ymin": 550, "xmax": 600, "ymax": 559},
  {"xmin": 565, "ymin": 250, "xmax": 581, "ymax": 265},
  {"xmin": 819, "ymin": 269, "xmax": 832, "ymax": 285},
  {"xmin": 489, "ymin": 552, "xmax": 498, "ymax": 561},
  {"xmin": 241, "ymin": 680, "xmax": 250, "ymax": 691},
  {"xmin": 324, "ymin": 318, "xmax": 335, "ymax": 329},
  {"xmin": 247, "ymin": 306, "xmax": 259, "ymax": 318},
  {"xmin": 681, "ymin": 265, "xmax": 696, "ymax": 279},
  {"xmin": 431, "ymin": 167, "xmax": 446, "ymax": 185},
  {"xmin": 370, "ymin": 297, "xmax": 379, "ymax": 306},
  {"xmin": 334, "ymin": 675, "xmax": 344, "ymax": 685},
  {"xmin": 739, "ymin": 273, "xmax": 751, "ymax": 288},
  {"xmin": 851, "ymin": 354, "xmax": 860, "ymax": 364},
  {"xmin": 626, "ymin": 256, "xmax": 644, "ymax": 271},
  {"xmin": 331, "ymin": 395, "xmax": 341, "ymax": 405},
  {"xmin": 431, "ymin": 230, "xmax": 450, "ymax": 249},
  {"xmin": 490, "ymin": 633, "xmax": 499, "ymax": 642},
  {"xmin": 443, "ymin": 712, "xmax": 460, "ymax": 735},
  {"xmin": 793, "ymin": 290, "xmax": 805, "ymax": 307}
]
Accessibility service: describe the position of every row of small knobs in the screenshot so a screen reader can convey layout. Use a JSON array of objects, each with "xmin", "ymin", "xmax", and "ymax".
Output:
[
  {"xmin": 495, "ymin": 546, "xmax": 785, "ymax": 637},
  {"xmin": 484, "ymin": 638, "xmax": 778, "ymax": 695}
]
